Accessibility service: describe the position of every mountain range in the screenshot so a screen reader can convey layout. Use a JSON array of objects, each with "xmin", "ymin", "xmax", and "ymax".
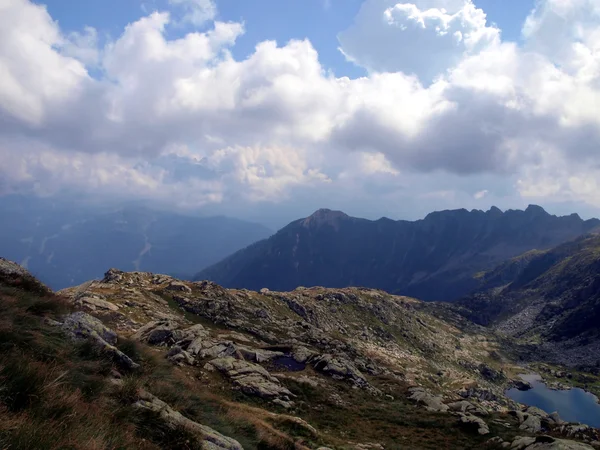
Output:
[
  {"xmin": 196, "ymin": 205, "xmax": 600, "ymax": 301},
  {"xmin": 0, "ymin": 195, "xmax": 271, "ymax": 290}
]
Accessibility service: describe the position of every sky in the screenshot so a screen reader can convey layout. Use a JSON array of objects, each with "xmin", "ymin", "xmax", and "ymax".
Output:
[{"xmin": 1, "ymin": 0, "xmax": 600, "ymax": 227}]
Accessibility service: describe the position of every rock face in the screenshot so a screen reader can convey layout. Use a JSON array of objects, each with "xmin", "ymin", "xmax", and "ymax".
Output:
[
  {"xmin": 134, "ymin": 391, "xmax": 244, "ymax": 450},
  {"xmin": 62, "ymin": 312, "xmax": 139, "ymax": 370},
  {"xmin": 457, "ymin": 233, "xmax": 600, "ymax": 367},
  {"xmin": 195, "ymin": 206, "xmax": 598, "ymax": 301},
  {"xmin": 208, "ymin": 357, "xmax": 294, "ymax": 400}
]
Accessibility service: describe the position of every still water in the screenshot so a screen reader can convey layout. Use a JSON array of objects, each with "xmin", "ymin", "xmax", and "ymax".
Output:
[{"xmin": 506, "ymin": 374, "xmax": 600, "ymax": 428}]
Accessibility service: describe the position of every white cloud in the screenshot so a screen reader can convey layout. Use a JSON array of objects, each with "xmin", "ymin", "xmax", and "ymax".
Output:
[
  {"xmin": 337, "ymin": 0, "xmax": 500, "ymax": 81},
  {"xmin": 1, "ymin": 0, "xmax": 600, "ymax": 221},
  {"xmin": 474, "ymin": 189, "xmax": 489, "ymax": 200}
]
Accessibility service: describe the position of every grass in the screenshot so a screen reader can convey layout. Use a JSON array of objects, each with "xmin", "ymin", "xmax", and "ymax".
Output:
[{"xmin": 0, "ymin": 274, "xmax": 325, "ymax": 449}]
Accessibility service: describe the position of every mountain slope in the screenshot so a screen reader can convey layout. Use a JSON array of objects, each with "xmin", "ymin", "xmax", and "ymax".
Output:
[
  {"xmin": 456, "ymin": 233, "xmax": 600, "ymax": 366},
  {"xmin": 0, "ymin": 196, "xmax": 271, "ymax": 290},
  {"xmin": 196, "ymin": 206, "xmax": 599, "ymax": 301},
  {"xmin": 2, "ymin": 257, "xmax": 600, "ymax": 448}
]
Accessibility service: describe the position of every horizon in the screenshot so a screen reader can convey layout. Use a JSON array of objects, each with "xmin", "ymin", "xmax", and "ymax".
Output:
[{"xmin": 1, "ymin": 0, "xmax": 600, "ymax": 226}]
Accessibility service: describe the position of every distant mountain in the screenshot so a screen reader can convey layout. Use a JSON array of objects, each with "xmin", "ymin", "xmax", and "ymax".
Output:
[
  {"xmin": 195, "ymin": 206, "xmax": 599, "ymax": 301},
  {"xmin": 456, "ymin": 233, "xmax": 600, "ymax": 362},
  {"xmin": 0, "ymin": 196, "xmax": 271, "ymax": 290}
]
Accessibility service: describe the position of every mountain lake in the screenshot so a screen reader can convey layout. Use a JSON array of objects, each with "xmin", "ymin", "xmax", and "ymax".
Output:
[{"xmin": 506, "ymin": 374, "xmax": 600, "ymax": 428}]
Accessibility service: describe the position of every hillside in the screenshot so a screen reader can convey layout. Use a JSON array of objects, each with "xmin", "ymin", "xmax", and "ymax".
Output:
[
  {"xmin": 195, "ymin": 206, "xmax": 599, "ymax": 301},
  {"xmin": 456, "ymin": 233, "xmax": 600, "ymax": 367},
  {"xmin": 0, "ymin": 196, "xmax": 271, "ymax": 289},
  {"xmin": 0, "ymin": 258, "xmax": 597, "ymax": 448}
]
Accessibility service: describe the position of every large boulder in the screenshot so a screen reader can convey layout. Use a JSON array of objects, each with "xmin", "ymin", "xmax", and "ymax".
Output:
[
  {"xmin": 62, "ymin": 312, "xmax": 139, "ymax": 370},
  {"xmin": 208, "ymin": 357, "xmax": 294, "ymax": 400},
  {"xmin": 447, "ymin": 400, "xmax": 489, "ymax": 416},
  {"xmin": 311, "ymin": 354, "xmax": 367, "ymax": 386},
  {"xmin": 134, "ymin": 391, "xmax": 243, "ymax": 450},
  {"xmin": 408, "ymin": 387, "xmax": 449, "ymax": 413},
  {"xmin": 457, "ymin": 413, "xmax": 490, "ymax": 435},
  {"xmin": 62, "ymin": 311, "xmax": 117, "ymax": 345}
]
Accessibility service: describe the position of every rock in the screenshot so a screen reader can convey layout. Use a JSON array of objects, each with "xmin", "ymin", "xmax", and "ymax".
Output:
[
  {"xmin": 103, "ymin": 268, "xmax": 125, "ymax": 283},
  {"xmin": 513, "ymin": 379, "xmax": 533, "ymax": 391},
  {"xmin": 63, "ymin": 311, "xmax": 118, "ymax": 344},
  {"xmin": 61, "ymin": 312, "xmax": 139, "ymax": 370},
  {"xmin": 311, "ymin": 354, "xmax": 367, "ymax": 386},
  {"xmin": 511, "ymin": 437, "xmax": 537, "ymax": 450},
  {"xmin": 208, "ymin": 357, "xmax": 294, "ymax": 399},
  {"xmin": 272, "ymin": 398, "xmax": 294, "ymax": 409},
  {"xmin": 238, "ymin": 347, "xmax": 284, "ymax": 363},
  {"xmin": 548, "ymin": 412, "xmax": 565, "ymax": 425},
  {"xmin": 131, "ymin": 319, "xmax": 181, "ymax": 345},
  {"xmin": 79, "ymin": 296, "xmax": 120, "ymax": 311},
  {"xmin": 408, "ymin": 387, "xmax": 449, "ymax": 413},
  {"xmin": 520, "ymin": 414, "xmax": 543, "ymax": 433},
  {"xmin": 166, "ymin": 281, "xmax": 192, "ymax": 293},
  {"xmin": 134, "ymin": 391, "xmax": 243, "ymax": 450},
  {"xmin": 166, "ymin": 346, "xmax": 195, "ymax": 365},
  {"xmin": 292, "ymin": 346, "xmax": 316, "ymax": 364},
  {"xmin": 510, "ymin": 435, "xmax": 595, "ymax": 449},
  {"xmin": 479, "ymin": 364, "xmax": 505, "ymax": 382},
  {"xmin": 259, "ymin": 288, "xmax": 270, "ymax": 294},
  {"xmin": 458, "ymin": 413, "xmax": 490, "ymax": 435},
  {"xmin": 447, "ymin": 400, "xmax": 489, "ymax": 416}
]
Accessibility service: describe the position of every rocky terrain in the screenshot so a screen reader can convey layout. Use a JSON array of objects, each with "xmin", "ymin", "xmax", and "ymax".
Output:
[
  {"xmin": 455, "ymin": 233, "xmax": 600, "ymax": 369},
  {"xmin": 196, "ymin": 206, "xmax": 599, "ymax": 302},
  {"xmin": 2, "ymin": 255, "xmax": 600, "ymax": 448}
]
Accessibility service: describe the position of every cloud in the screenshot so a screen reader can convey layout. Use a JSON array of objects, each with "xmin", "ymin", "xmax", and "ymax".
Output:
[
  {"xmin": 1, "ymin": 0, "xmax": 600, "ymax": 222},
  {"xmin": 337, "ymin": 0, "xmax": 500, "ymax": 81},
  {"xmin": 474, "ymin": 190, "xmax": 489, "ymax": 200},
  {"xmin": 168, "ymin": 0, "xmax": 217, "ymax": 27}
]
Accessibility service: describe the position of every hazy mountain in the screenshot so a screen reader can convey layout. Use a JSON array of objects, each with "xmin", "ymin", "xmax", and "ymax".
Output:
[
  {"xmin": 0, "ymin": 195, "xmax": 271, "ymax": 290},
  {"xmin": 195, "ymin": 205, "xmax": 599, "ymax": 301}
]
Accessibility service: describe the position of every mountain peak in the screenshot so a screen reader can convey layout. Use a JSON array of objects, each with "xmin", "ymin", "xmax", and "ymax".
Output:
[
  {"xmin": 302, "ymin": 208, "xmax": 349, "ymax": 229},
  {"xmin": 525, "ymin": 204, "xmax": 549, "ymax": 216}
]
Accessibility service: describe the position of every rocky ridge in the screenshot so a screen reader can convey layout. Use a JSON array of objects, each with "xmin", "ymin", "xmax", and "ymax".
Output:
[{"xmin": 55, "ymin": 267, "xmax": 600, "ymax": 449}]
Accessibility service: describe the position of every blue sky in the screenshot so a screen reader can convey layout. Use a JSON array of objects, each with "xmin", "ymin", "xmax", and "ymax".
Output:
[{"xmin": 3, "ymin": 0, "xmax": 600, "ymax": 226}]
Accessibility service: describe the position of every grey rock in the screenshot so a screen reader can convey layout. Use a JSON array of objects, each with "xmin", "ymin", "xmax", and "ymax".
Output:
[
  {"xmin": 79, "ymin": 296, "xmax": 120, "ymax": 311},
  {"xmin": 134, "ymin": 391, "xmax": 243, "ymax": 450},
  {"xmin": 208, "ymin": 357, "xmax": 294, "ymax": 399},
  {"xmin": 292, "ymin": 346, "xmax": 316, "ymax": 364},
  {"xmin": 511, "ymin": 435, "xmax": 595, "ymax": 449},
  {"xmin": 520, "ymin": 414, "xmax": 543, "ymax": 433},
  {"xmin": 458, "ymin": 413, "xmax": 490, "ymax": 435},
  {"xmin": 408, "ymin": 387, "xmax": 449, "ymax": 413},
  {"xmin": 312, "ymin": 354, "xmax": 367, "ymax": 385},
  {"xmin": 166, "ymin": 281, "xmax": 192, "ymax": 293},
  {"xmin": 62, "ymin": 312, "xmax": 139, "ymax": 370},
  {"xmin": 62, "ymin": 311, "xmax": 117, "ymax": 345},
  {"xmin": 447, "ymin": 400, "xmax": 489, "ymax": 416}
]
